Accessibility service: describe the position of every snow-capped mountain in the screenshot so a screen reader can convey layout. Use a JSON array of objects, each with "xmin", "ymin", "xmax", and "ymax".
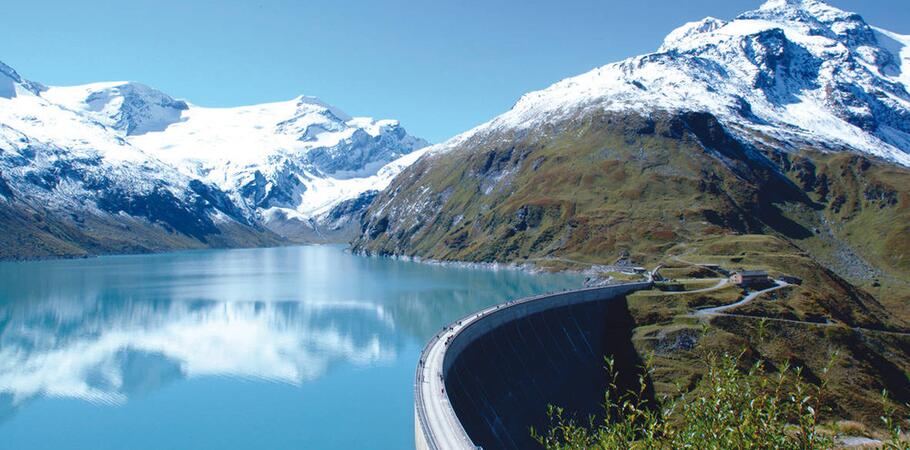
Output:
[
  {"xmin": 0, "ymin": 62, "xmax": 282, "ymax": 258},
  {"xmin": 44, "ymin": 83, "xmax": 427, "ymax": 235},
  {"xmin": 353, "ymin": 0, "xmax": 910, "ymax": 281},
  {"xmin": 428, "ymin": 0, "xmax": 910, "ymax": 166},
  {"xmin": 40, "ymin": 80, "xmax": 428, "ymax": 240},
  {"xmin": 0, "ymin": 62, "xmax": 428, "ymax": 258}
]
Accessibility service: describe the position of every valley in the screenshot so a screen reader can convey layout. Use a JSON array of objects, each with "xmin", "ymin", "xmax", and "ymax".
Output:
[{"xmin": 1, "ymin": 0, "xmax": 909, "ymax": 444}]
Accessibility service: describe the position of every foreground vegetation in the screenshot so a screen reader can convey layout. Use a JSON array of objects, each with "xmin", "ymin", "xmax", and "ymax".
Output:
[{"xmin": 533, "ymin": 353, "xmax": 909, "ymax": 449}]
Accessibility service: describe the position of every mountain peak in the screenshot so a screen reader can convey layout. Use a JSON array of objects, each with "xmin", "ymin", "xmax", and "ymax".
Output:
[
  {"xmin": 292, "ymin": 95, "xmax": 353, "ymax": 122},
  {"xmin": 741, "ymin": 0, "xmax": 868, "ymax": 35},
  {"xmin": 0, "ymin": 60, "xmax": 45, "ymax": 98},
  {"xmin": 660, "ymin": 17, "xmax": 728, "ymax": 52},
  {"xmin": 0, "ymin": 60, "xmax": 21, "ymax": 82},
  {"xmin": 757, "ymin": 0, "xmax": 835, "ymax": 10},
  {"xmin": 755, "ymin": 0, "xmax": 845, "ymax": 15},
  {"xmin": 440, "ymin": 0, "xmax": 910, "ymax": 167},
  {"xmin": 752, "ymin": 0, "xmax": 850, "ymax": 19},
  {"xmin": 661, "ymin": 0, "xmax": 871, "ymax": 54},
  {"xmin": 42, "ymin": 81, "xmax": 188, "ymax": 136}
]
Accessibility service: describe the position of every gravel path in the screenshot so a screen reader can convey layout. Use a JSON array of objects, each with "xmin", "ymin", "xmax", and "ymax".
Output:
[{"xmin": 693, "ymin": 280, "xmax": 789, "ymax": 317}]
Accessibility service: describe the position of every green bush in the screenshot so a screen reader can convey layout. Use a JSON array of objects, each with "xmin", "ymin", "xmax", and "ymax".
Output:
[{"xmin": 532, "ymin": 353, "xmax": 908, "ymax": 449}]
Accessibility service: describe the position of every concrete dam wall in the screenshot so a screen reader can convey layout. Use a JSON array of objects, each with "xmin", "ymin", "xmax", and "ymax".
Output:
[{"xmin": 415, "ymin": 282, "xmax": 650, "ymax": 450}]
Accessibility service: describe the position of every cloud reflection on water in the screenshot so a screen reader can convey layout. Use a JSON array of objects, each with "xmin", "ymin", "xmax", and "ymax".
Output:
[{"xmin": 0, "ymin": 297, "xmax": 397, "ymax": 406}]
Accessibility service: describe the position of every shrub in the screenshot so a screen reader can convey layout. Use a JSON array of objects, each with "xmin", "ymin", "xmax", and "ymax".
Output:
[{"xmin": 532, "ymin": 352, "xmax": 908, "ymax": 449}]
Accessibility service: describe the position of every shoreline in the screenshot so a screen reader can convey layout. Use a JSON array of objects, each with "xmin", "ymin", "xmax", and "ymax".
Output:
[
  {"xmin": 2, "ymin": 242, "xmax": 635, "ymax": 289},
  {"xmin": 348, "ymin": 247, "xmax": 632, "ymax": 283},
  {"xmin": 0, "ymin": 240, "xmax": 323, "ymax": 264}
]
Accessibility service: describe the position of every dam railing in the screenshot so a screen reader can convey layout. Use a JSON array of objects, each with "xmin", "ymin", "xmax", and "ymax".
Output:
[{"xmin": 414, "ymin": 281, "xmax": 651, "ymax": 450}]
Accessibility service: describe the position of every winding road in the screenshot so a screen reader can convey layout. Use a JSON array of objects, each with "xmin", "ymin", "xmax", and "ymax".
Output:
[
  {"xmin": 693, "ymin": 280, "xmax": 789, "ymax": 317},
  {"xmin": 686, "ymin": 279, "xmax": 910, "ymax": 337},
  {"xmin": 660, "ymin": 278, "xmax": 729, "ymax": 295}
]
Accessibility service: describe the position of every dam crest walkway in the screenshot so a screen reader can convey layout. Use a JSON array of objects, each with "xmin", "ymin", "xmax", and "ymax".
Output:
[{"xmin": 414, "ymin": 282, "xmax": 651, "ymax": 450}]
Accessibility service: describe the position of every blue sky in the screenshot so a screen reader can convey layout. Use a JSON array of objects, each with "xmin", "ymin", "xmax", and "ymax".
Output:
[{"xmin": 1, "ymin": 0, "xmax": 907, "ymax": 142}]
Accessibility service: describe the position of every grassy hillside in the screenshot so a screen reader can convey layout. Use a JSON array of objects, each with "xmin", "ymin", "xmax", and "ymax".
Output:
[
  {"xmin": 627, "ymin": 235, "xmax": 909, "ymax": 429},
  {"xmin": 354, "ymin": 109, "xmax": 908, "ymax": 301},
  {"xmin": 358, "ymin": 111, "xmax": 766, "ymax": 262},
  {"xmin": 771, "ymin": 150, "xmax": 910, "ymax": 321},
  {"xmin": 353, "ymin": 109, "xmax": 910, "ymax": 432}
]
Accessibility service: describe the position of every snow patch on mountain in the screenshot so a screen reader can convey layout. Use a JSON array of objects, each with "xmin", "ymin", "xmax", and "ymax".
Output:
[
  {"xmin": 274, "ymin": 146, "xmax": 430, "ymax": 220},
  {"xmin": 873, "ymin": 27, "xmax": 910, "ymax": 90}
]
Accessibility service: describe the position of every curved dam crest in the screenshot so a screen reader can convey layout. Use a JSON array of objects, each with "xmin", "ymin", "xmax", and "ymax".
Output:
[{"xmin": 416, "ymin": 282, "xmax": 651, "ymax": 450}]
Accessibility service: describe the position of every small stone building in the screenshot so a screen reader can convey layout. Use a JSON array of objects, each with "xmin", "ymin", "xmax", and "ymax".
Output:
[{"xmin": 730, "ymin": 270, "xmax": 769, "ymax": 287}]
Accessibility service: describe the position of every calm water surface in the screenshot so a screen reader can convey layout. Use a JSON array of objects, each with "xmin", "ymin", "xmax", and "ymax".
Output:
[{"xmin": 0, "ymin": 245, "xmax": 582, "ymax": 450}]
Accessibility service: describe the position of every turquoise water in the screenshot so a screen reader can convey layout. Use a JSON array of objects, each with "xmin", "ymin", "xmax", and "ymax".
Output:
[{"xmin": 0, "ymin": 245, "xmax": 582, "ymax": 450}]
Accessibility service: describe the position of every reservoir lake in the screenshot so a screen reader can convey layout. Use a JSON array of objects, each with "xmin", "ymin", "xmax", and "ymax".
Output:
[{"xmin": 0, "ymin": 245, "xmax": 582, "ymax": 449}]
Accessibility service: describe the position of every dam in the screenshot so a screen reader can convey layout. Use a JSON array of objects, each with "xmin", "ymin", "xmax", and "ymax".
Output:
[{"xmin": 415, "ymin": 282, "xmax": 651, "ymax": 450}]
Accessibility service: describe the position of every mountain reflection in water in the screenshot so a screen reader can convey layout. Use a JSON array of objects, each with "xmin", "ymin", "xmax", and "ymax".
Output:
[{"xmin": 0, "ymin": 245, "xmax": 582, "ymax": 437}]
